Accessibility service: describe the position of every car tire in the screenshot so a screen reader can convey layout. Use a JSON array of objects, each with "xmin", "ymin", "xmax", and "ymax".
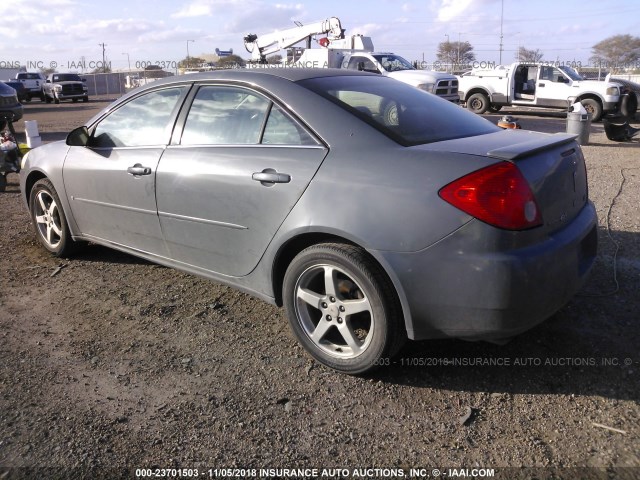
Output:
[
  {"xmin": 580, "ymin": 98, "xmax": 603, "ymax": 122},
  {"xmin": 45, "ymin": 95, "xmax": 52, "ymax": 104},
  {"xmin": 24, "ymin": 95, "xmax": 31, "ymax": 103},
  {"xmin": 40, "ymin": 93, "xmax": 46, "ymax": 102},
  {"xmin": 467, "ymin": 93, "xmax": 490, "ymax": 114},
  {"xmin": 29, "ymin": 179, "xmax": 78, "ymax": 257},
  {"xmin": 0, "ymin": 173, "xmax": 6, "ymax": 193},
  {"xmin": 283, "ymin": 243, "xmax": 405, "ymax": 375},
  {"xmin": 489, "ymin": 105, "xmax": 502, "ymax": 113},
  {"xmin": 620, "ymin": 93, "xmax": 638, "ymax": 119},
  {"xmin": 72, "ymin": 98, "xmax": 78, "ymax": 103},
  {"xmin": 381, "ymin": 102, "xmax": 399, "ymax": 126},
  {"xmin": 83, "ymin": 97, "xmax": 89, "ymax": 103},
  {"xmin": 54, "ymin": 97, "xmax": 60, "ymax": 104}
]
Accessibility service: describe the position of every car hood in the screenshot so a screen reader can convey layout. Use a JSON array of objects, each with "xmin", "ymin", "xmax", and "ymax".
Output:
[
  {"xmin": 572, "ymin": 79, "xmax": 620, "ymax": 91},
  {"xmin": 52, "ymin": 81, "xmax": 84, "ymax": 85},
  {"xmin": 387, "ymin": 70, "xmax": 454, "ymax": 83}
]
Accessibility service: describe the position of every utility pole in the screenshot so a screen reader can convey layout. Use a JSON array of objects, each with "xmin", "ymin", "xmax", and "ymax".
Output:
[
  {"xmin": 98, "ymin": 42, "xmax": 107, "ymax": 72},
  {"xmin": 499, "ymin": 0, "xmax": 504, "ymax": 64},
  {"xmin": 187, "ymin": 40, "xmax": 195, "ymax": 69}
]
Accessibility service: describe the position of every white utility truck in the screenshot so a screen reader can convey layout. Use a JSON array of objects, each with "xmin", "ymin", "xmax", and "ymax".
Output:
[
  {"xmin": 457, "ymin": 62, "xmax": 637, "ymax": 121},
  {"xmin": 243, "ymin": 17, "xmax": 459, "ymax": 103}
]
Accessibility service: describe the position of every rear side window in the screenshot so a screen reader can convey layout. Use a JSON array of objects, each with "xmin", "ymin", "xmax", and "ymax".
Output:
[
  {"xmin": 181, "ymin": 86, "xmax": 270, "ymax": 145},
  {"xmin": 181, "ymin": 86, "xmax": 318, "ymax": 146},
  {"xmin": 298, "ymin": 75, "xmax": 498, "ymax": 146}
]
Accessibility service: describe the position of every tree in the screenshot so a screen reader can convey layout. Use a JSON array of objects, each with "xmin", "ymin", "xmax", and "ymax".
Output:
[
  {"xmin": 516, "ymin": 46, "xmax": 543, "ymax": 63},
  {"xmin": 216, "ymin": 55, "xmax": 246, "ymax": 69},
  {"xmin": 40, "ymin": 67, "xmax": 56, "ymax": 76},
  {"xmin": 436, "ymin": 41, "xmax": 475, "ymax": 66},
  {"xmin": 266, "ymin": 54, "xmax": 283, "ymax": 65},
  {"xmin": 590, "ymin": 34, "xmax": 640, "ymax": 72},
  {"xmin": 178, "ymin": 56, "xmax": 206, "ymax": 70}
]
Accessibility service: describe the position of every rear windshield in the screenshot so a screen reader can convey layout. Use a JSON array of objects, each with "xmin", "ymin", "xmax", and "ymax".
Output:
[
  {"xmin": 298, "ymin": 75, "xmax": 498, "ymax": 146},
  {"xmin": 52, "ymin": 74, "xmax": 82, "ymax": 82},
  {"xmin": 18, "ymin": 73, "xmax": 42, "ymax": 80}
]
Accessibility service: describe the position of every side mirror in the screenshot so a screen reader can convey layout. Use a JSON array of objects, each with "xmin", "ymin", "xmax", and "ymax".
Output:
[
  {"xmin": 66, "ymin": 126, "xmax": 90, "ymax": 147},
  {"xmin": 46, "ymin": 79, "xmax": 51, "ymax": 83}
]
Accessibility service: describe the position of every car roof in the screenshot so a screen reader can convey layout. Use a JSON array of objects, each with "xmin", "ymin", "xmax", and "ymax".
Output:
[
  {"xmin": 140, "ymin": 67, "xmax": 375, "ymax": 89},
  {"xmin": 0, "ymin": 81, "xmax": 16, "ymax": 94}
]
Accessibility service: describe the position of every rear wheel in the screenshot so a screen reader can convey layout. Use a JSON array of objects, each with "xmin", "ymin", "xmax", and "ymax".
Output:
[
  {"xmin": 283, "ymin": 243, "xmax": 405, "ymax": 375},
  {"xmin": 467, "ymin": 93, "xmax": 490, "ymax": 114},
  {"xmin": 580, "ymin": 98, "xmax": 603, "ymax": 122},
  {"xmin": 29, "ymin": 179, "xmax": 77, "ymax": 257}
]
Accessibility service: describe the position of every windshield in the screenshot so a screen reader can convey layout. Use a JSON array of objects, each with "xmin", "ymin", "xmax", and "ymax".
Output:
[
  {"xmin": 373, "ymin": 54, "xmax": 415, "ymax": 72},
  {"xmin": 559, "ymin": 66, "xmax": 583, "ymax": 81},
  {"xmin": 298, "ymin": 75, "xmax": 498, "ymax": 146}
]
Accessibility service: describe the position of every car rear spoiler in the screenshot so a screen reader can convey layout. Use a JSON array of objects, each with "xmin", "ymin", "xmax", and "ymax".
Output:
[{"xmin": 487, "ymin": 133, "xmax": 577, "ymax": 161}]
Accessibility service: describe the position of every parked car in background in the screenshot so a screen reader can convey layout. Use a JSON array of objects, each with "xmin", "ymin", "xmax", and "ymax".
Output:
[
  {"xmin": 20, "ymin": 69, "xmax": 597, "ymax": 374},
  {"xmin": 0, "ymin": 81, "xmax": 24, "ymax": 121},
  {"xmin": 4, "ymin": 80, "xmax": 28, "ymax": 103},
  {"xmin": 43, "ymin": 73, "xmax": 89, "ymax": 103},
  {"xmin": 15, "ymin": 72, "xmax": 46, "ymax": 102}
]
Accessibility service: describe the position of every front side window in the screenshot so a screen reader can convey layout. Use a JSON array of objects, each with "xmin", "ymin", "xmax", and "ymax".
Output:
[
  {"xmin": 299, "ymin": 75, "xmax": 498, "ymax": 146},
  {"xmin": 91, "ymin": 87, "xmax": 186, "ymax": 148}
]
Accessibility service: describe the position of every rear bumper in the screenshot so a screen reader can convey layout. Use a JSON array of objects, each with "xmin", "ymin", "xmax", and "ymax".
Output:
[{"xmin": 379, "ymin": 201, "xmax": 598, "ymax": 341}]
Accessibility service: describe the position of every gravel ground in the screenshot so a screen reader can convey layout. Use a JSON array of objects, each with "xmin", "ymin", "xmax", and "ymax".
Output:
[{"xmin": 0, "ymin": 99, "xmax": 639, "ymax": 480}]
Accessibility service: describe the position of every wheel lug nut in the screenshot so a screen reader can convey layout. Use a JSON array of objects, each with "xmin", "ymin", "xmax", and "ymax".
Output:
[
  {"xmin": 337, "ymin": 317, "xmax": 343, "ymax": 324},
  {"xmin": 330, "ymin": 296, "xmax": 336, "ymax": 303},
  {"xmin": 339, "ymin": 306, "xmax": 345, "ymax": 312},
  {"xmin": 326, "ymin": 315, "xmax": 332, "ymax": 321},
  {"xmin": 321, "ymin": 302, "xmax": 328, "ymax": 309}
]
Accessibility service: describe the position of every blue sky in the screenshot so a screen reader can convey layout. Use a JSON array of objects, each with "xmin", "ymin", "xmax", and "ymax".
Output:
[{"xmin": 2, "ymin": 0, "xmax": 639, "ymax": 72}]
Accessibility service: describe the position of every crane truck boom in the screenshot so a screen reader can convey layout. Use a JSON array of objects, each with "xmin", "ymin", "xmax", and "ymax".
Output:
[
  {"xmin": 244, "ymin": 17, "xmax": 344, "ymax": 63},
  {"xmin": 243, "ymin": 18, "xmax": 459, "ymax": 103}
]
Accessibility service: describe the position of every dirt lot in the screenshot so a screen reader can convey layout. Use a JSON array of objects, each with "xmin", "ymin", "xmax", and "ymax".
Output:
[{"xmin": 0, "ymin": 99, "xmax": 639, "ymax": 480}]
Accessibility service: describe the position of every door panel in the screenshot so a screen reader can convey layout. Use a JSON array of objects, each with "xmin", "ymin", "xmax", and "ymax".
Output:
[
  {"xmin": 536, "ymin": 66, "xmax": 573, "ymax": 108},
  {"xmin": 64, "ymin": 147, "xmax": 167, "ymax": 254},
  {"xmin": 63, "ymin": 85, "xmax": 188, "ymax": 255},
  {"xmin": 156, "ymin": 145, "xmax": 327, "ymax": 276}
]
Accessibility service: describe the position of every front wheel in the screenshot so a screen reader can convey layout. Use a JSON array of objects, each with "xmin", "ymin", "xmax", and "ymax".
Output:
[
  {"xmin": 580, "ymin": 98, "xmax": 603, "ymax": 122},
  {"xmin": 489, "ymin": 105, "xmax": 502, "ymax": 113},
  {"xmin": 466, "ymin": 93, "xmax": 490, "ymax": 114},
  {"xmin": 283, "ymin": 243, "xmax": 405, "ymax": 375},
  {"xmin": 29, "ymin": 179, "xmax": 78, "ymax": 257}
]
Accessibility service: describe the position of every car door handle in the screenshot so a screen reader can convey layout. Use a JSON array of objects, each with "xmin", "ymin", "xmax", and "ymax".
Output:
[
  {"xmin": 127, "ymin": 164, "xmax": 152, "ymax": 176},
  {"xmin": 538, "ymin": 83, "xmax": 545, "ymax": 87},
  {"xmin": 252, "ymin": 169, "xmax": 291, "ymax": 185}
]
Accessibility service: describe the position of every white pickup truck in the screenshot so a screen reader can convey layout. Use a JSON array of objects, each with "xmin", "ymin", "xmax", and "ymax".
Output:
[
  {"xmin": 15, "ymin": 72, "xmax": 46, "ymax": 102},
  {"xmin": 457, "ymin": 62, "xmax": 637, "ymax": 121}
]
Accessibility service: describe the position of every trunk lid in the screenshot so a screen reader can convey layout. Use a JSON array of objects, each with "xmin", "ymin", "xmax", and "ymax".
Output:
[{"xmin": 422, "ymin": 130, "xmax": 588, "ymax": 233}]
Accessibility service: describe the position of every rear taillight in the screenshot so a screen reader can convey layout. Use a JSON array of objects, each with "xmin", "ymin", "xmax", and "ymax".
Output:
[{"xmin": 439, "ymin": 161, "xmax": 542, "ymax": 230}]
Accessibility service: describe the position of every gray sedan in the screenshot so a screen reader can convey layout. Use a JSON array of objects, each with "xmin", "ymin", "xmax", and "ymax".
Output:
[{"xmin": 20, "ymin": 69, "xmax": 597, "ymax": 374}]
